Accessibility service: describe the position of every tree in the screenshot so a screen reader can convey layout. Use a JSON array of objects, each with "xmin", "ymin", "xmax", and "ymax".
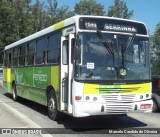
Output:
[
  {"xmin": 155, "ymin": 23, "xmax": 160, "ymax": 46},
  {"xmin": 0, "ymin": 0, "xmax": 17, "ymax": 45},
  {"xmin": 0, "ymin": 1, "xmax": 10, "ymax": 60},
  {"xmin": 108, "ymin": 0, "xmax": 134, "ymax": 19},
  {"xmin": 150, "ymin": 22, "xmax": 160, "ymax": 75},
  {"xmin": 0, "ymin": 0, "xmax": 20, "ymax": 61},
  {"xmin": 30, "ymin": 0, "xmax": 46, "ymax": 32},
  {"xmin": 45, "ymin": 0, "xmax": 74, "ymax": 27},
  {"xmin": 0, "ymin": 0, "xmax": 33, "ymax": 62},
  {"xmin": 74, "ymin": 0, "xmax": 105, "ymax": 16},
  {"xmin": 45, "ymin": 0, "xmax": 58, "ymax": 26},
  {"xmin": 55, "ymin": 5, "xmax": 75, "ymax": 23},
  {"xmin": 12, "ymin": 0, "xmax": 33, "ymax": 38}
]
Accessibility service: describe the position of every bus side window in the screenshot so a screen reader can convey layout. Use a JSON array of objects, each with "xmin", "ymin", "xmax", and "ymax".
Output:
[
  {"xmin": 19, "ymin": 45, "xmax": 26, "ymax": 66},
  {"xmin": 13, "ymin": 48, "xmax": 18, "ymax": 66},
  {"xmin": 8, "ymin": 53, "xmax": 12, "ymax": 67},
  {"xmin": 74, "ymin": 38, "xmax": 81, "ymax": 64},
  {"xmin": 36, "ymin": 37, "xmax": 46, "ymax": 65},
  {"xmin": 27, "ymin": 41, "xmax": 35, "ymax": 65},
  {"xmin": 47, "ymin": 31, "xmax": 61, "ymax": 64},
  {"xmin": 62, "ymin": 40, "xmax": 68, "ymax": 65},
  {"xmin": 71, "ymin": 38, "xmax": 75, "ymax": 63},
  {"xmin": 4, "ymin": 51, "xmax": 8, "ymax": 67},
  {"xmin": 6, "ymin": 49, "xmax": 13, "ymax": 67}
]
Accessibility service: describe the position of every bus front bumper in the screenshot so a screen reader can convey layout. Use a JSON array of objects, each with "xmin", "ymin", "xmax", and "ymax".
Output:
[{"xmin": 73, "ymin": 99, "xmax": 153, "ymax": 117}]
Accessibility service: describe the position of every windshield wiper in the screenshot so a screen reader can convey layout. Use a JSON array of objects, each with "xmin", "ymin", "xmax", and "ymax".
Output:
[
  {"xmin": 97, "ymin": 30, "xmax": 118, "ymax": 78},
  {"xmin": 121, "ymin": 33, "xmax": 136, "ymax": 70},
  {"xmin": 124, "ymin": 33, "xmax": 136, "ymax": 54},
  {"xmin": 97, "ymin": 30, "xmax": 114, "ymax": 54}
]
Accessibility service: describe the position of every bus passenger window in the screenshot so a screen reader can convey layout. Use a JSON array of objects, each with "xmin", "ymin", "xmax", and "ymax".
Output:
[
  {"xmin": 47, "ymin": 31, "xmax": 61, "ymax": 64},
  {"xmin": 13, "ymin": 48, "xmax": 18, "ymax": 66},
  {"xmin": 6, "ymin": 49, "xmax": 13, "ymax": 67},
  {"xmin": 27, "ymin": 42, "xmax": 35, "ymax": 65},
  {"xmin": 62, "ymin": 40, "xmax": 68, "ymax": 65},
  {"xmin": 19, "ymin": 45, "xmax": 26, "ymax": 66},
  {"xmin": 42, "ymin": 51, "xmax": 45, "ymax": 64},
  {"xmin": 36, "ymin": 37, "xmax": 46, "ymax": 65},
  {"xmin": 8, "ymin": 53, "xmax": 12, "ymax": 67}
]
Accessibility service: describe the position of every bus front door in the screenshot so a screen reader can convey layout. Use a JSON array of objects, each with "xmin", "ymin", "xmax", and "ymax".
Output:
[{"xmin": 60, "ymin": 34, "xmax": 74, "ymax": 114}]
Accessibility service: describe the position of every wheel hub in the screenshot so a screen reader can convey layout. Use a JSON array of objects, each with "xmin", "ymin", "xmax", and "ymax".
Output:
[{"xmin": 48, "ymin": 98, "xmax": 55, "ymax": 112}]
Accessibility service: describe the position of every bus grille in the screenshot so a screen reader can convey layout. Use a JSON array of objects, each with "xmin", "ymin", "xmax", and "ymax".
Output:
[
  {"xmin": 101, "ymin": 94, "xmax": 136, "ymax": 103},
  {"xmin": 104, "ymin": 104, "xmax": 134, "ymax": 113},
  {"xmin": 101, "ymin": 94, "xmax": 136, "ymax": 113}
]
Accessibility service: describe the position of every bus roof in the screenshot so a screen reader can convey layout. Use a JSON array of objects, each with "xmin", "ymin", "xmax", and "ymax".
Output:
[{"xmin": 5, "ymin": 15, "xmax": 148, "ymax": 51}]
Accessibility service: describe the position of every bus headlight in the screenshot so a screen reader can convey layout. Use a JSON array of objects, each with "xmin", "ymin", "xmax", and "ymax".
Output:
[
  {"xmin": 146, "ymin": 94, "xmax": 149, "ymax": 98},
  {"xmin": 140, "ymin": 95, "xmax": 143, "ymax": 99},
  {"xmin": 93, "ymin": 97, "xmax": 97, "ymax": 101}
]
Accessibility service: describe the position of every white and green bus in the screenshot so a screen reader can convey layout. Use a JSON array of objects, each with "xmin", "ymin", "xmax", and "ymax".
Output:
[{"xmin": 3, "ymin": 15, "xmax": 153, "ymax": 121}]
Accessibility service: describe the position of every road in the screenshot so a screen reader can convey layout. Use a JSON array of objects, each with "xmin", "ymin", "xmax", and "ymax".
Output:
[{"xmin": 0, "ymin": 75, "xmax": 160, "ymax": 137}]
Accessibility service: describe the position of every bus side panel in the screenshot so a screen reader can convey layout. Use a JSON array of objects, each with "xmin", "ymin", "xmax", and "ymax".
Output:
[
  {"xmin": 3, "ymin": 68, "xmax": 14, "ymax": 93},
  {"xmin": 14, "ymin": 66, "xmax": 60, "ymax": 106},
  {"xmin": 3, "ymin": 68, "xmax": 8, "ymax": 92},
  {"xmin": 32, "ymin": 66, "xmax": 51, "ymax": 105},
  {"xmin": 33, "ymin": 67, "xmax": 51, "ymax": 88},
  {"xmin": 15, "ymin": 67, "xmax": 49, "ymax": 105},
  {"xmin": 15, "ymin": 67, "xmax": 30, "ymax": 100}
]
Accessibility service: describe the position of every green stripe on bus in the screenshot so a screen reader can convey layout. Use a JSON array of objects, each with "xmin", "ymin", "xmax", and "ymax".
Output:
[
  {"xmin": 99, "ymin": 85, "xmax": 121, "ymax": 89},
  {"xmin": 51, "ymin": 66, "xmax": 60, "ymax": 91},
  {"xmin": 54, "ymin": 21, "xmax": 64, "ymax": 31},
  {"xmin": 7, "ymin": 83, "xmax": 12, "ymax": 93}
]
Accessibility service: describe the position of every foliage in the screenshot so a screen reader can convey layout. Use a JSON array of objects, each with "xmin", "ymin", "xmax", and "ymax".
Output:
[
  {"xmin": 0, "ymin": 0, "xmax": 74, "ymax": 62},
  {"xmin": 107, "ymin": 0, "xmax": 134, "ymax": 19},
  {"xmin": 45, "ymin": 0, "xmax": 74, "ymax": 26},
  {"xmin": 74, "ymin": 0, "xmax": 105, "ymax": 16},
  {"xmin": 150, "ymin": 23, "xmax": 160, "ymax": 75},
  {"xmin": 154, "ymin": 23, "xmax": 160, "ymax": 46}
]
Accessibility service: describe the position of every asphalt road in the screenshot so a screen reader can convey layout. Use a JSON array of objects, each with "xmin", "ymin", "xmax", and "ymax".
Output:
[{"xmin": 0, "ymin": 76, "xmax": 160, "ymax": 137}]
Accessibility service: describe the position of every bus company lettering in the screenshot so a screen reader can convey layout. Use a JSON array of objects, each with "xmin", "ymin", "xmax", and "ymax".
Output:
[
  {"xmin": 33, "ymin": 74, "xmax": 47, "ymax": 82},
  {"xmin": 104, "ymin": 23, "xmax": 137, "ymax": 32}
]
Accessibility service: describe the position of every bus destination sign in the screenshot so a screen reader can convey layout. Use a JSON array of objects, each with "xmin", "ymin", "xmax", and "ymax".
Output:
[
  {"xmin": 104, "ymin": 23, "xmax": 137, "ymax": 33},
  {"xmin": 79, "ymin": 17, "xmax": 147, "ymax": 35}
]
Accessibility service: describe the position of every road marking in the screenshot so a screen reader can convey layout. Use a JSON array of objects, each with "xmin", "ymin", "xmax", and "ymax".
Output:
[{"xmin": 1, "ymin": 102, "xmax": 53, "ymax": 137}]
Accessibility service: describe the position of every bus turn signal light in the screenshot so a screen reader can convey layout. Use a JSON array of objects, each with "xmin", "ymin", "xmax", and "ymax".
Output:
[
  {"xmin": 140, "ymin": 104, "xmax": 151, "ymax": 109},
  {"xmin": 75, "ymin": 96, "xmax": 82, "ymax": 101}
]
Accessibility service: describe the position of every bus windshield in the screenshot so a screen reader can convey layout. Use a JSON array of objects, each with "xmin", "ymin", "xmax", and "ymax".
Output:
[{"xmin": 75, "ymin": 32, "xmax": 150, "ymax": 81}]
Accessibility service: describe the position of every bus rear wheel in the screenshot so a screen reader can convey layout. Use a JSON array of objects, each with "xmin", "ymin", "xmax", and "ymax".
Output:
[
  {"xmin": 12, "ymin": 83, "xmax": 18, "ymax": 101},
  {"xmin": 47, "ymin": 90, "xmax": 61, "ymax": 121}
]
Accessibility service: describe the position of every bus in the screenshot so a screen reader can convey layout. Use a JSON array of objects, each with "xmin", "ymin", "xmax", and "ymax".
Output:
[{"xmin": 3, "ymin": 15, "xmax": 153, "ymax": 121}]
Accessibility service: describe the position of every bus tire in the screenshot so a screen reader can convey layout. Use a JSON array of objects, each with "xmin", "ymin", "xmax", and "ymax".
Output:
[
  {"xmin": 47, "ymin": 89, "xmax": 61, "ymax": 121},
  {"xmin": 12, "ymin": 83, "xmax": 18, "ymax": 101},
  {"xmin": 152, "ymin": 99, "xmax": 158, "ymax": 112}
]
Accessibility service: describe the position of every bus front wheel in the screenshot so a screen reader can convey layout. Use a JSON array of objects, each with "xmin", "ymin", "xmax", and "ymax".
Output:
[
  {"xmin": 47, "ymin": 90, "xmax": 61, "ymax": 121},
  {"xmin": 152, "ymin": 99, "xmax": 158, "ymax": 112}
]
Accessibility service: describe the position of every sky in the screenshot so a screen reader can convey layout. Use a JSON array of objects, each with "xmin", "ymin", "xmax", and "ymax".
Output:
[{"xmin": 57, "ymin": 0, "xmax": 160, "ymax": 35}]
